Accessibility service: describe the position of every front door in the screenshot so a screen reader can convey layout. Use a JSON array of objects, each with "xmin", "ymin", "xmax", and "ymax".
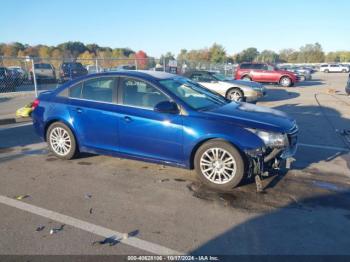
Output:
[{"xmin": 117, "ymin": 77, "xmax": 183, "ymax": 164}]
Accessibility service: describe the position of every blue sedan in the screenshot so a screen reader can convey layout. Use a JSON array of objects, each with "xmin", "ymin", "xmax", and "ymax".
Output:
[{"xmin": 32, "ymin": 70, "xmax": 298, "ymax": 190}]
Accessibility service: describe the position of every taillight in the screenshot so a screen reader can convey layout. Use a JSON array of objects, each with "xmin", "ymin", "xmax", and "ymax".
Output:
[{"xmin": 32, "ymin": 99, "xmax": 40, "ymax": 110}]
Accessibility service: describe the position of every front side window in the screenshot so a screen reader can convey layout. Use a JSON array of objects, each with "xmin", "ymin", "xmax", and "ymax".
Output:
[
  {"xmin": 120, "ymin": 78, "xmax": 169, "ymax": 109},
  {"xmin": 160, "ymin": 77, "xmax": 228, "ymax": 110},
  {"xmin": 239, "ymin": 63, "xmax": 252, "ymax": 69}
]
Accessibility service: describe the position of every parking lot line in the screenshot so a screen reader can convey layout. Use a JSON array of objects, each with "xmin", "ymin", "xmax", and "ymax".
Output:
[
  {"xmin": 299, "ymin": 143, "xmax": 349, "ymax": 152},
  {"xmin": 0, "ymin": 195, "xmax": 182, "ymax": 255}
]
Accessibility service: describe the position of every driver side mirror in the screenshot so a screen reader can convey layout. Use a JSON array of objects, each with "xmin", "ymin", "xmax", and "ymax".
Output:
[{"xmin": 154, "ymin": 101, "xmax": 179, "ymax": 114}]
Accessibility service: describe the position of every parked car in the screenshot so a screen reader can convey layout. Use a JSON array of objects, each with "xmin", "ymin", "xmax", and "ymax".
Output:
[
  {"xmin": 183, "ymin": 70, "xmax": 266, "ymax": 102},
  {"xmin": 0, "ymin": 67, "xmax": 15, "ymax": 92},
  {"xmin": 8, "ymin": 66, "xmax": 28, "ymax": 81},
  {"xmin": 86, "ymin": 65, "xmax": 103, "ymax": 74},
  {"xmin": 7, "ymin": 68, "xmax": 25, "ymax": 86},
  {"xmin": 32, "ymin": 63, "xmax": 56, "ymax": 83},
  {"xmin": 32, "ymin": 70, "xmax": 298, "ymax": 190},
  {"xmin": 287, "ymin": 67, "xmax": 312, "ymax": 81},
  {"xmin": 108, "ymin": 65, "xmax": 136, "ymax": 71},
  {"xmin": 59, "ymin": 62, "xmax": 88, "ymax": 83},
  {"xmin": 346, "ymin": 74, "xmax": 350, "ymax": 95},
  {"xmin": 319, "ymin": 64, "xmax": 349, "ymax": 73},
  {"xmin": 235, "ymin": 63, "xmax": 298, "ymax": 87}
]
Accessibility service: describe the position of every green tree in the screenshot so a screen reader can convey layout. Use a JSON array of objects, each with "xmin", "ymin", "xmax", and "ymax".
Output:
[
  {"xmin": 209, "ymin": 43, "xmax": 226, "ymax": 63},
  {"xmin": 297, "ymin": 43, "xmax": 325, "ymax": 63},
  {"xmin": 255, "ymin": 50, "xmax": 279, "ymax": 63},
  {"xmin": 236, "ymin": 47, "xmax": 259, "ymax": 63}
]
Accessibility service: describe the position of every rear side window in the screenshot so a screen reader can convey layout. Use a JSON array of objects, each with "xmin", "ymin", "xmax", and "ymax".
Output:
[
  {"xmin": 66, "ymin": 77, "xmax": 116, "ymax": 102},
  {"xmin": 81, "ymin": 78, "xmax": 115, "ymax": 102},
  {"xmin": 69, "ymin": 83, "xmax": 83, "ymax": 98},
  {"xmin": 239, "ymin": 63, "xmax": 252, "ymax": 69}
]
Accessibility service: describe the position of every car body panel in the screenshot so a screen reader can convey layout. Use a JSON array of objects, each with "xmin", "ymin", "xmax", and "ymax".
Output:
[
  {"xmin": 183, "ymin": 70, "xmax": 265, "ymax": 102},
  {"xmin": 32, "ymin": 71, "xmax": 297, "ymax": 171},
  {"xmin": 235, "ymin": 63, "xmax": 298, "ymax": 84}
]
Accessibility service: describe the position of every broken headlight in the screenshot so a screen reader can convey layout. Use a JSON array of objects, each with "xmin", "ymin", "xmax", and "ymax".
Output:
[{"xmin": 247, "ymin": 129, "xmax": 288, "ymax": 148}]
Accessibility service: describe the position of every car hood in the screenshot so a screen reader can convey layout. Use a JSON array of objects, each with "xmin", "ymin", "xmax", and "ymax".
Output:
[
  {"xmin": 225, "ymin": 79, "xmax": 263, "ymax": 88},
  {"xmin": 205, "ymin": 102, "xmax": 295, "ymax": 133}
]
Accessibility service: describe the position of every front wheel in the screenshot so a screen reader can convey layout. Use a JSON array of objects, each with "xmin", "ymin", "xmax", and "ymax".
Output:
[
  {"xmin": 226, "ymin": 88, "xmax": 244, "ymax": 102},
  {"xmin": 279, "ymin": 76, "xmax": 292, "ymax": 87},
  {"xmin": 46, "ymin": 122, "xmax": 78, "ymax": 160},
  {"xmin": 194, "ymin": 140, "xmax": 245, "ymax": 191},
  {"xmin": 241, "ymin": 76, "xmax": 251, "ymax": 81}
]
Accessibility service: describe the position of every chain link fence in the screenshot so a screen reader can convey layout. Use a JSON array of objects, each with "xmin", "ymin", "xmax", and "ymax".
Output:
[{"xmin": 0, "ymin": 56, "xmax": 237, "ymax": 96}]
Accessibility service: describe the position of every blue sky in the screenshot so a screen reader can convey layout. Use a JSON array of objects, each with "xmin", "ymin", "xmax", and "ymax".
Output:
[{"xmin": 1, "ymin": 0, "xmax": 349, "ymax": 57}]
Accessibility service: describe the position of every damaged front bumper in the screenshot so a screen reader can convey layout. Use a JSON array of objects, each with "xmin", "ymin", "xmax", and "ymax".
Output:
[{"xmin": 245, "ymin": 126, "xmax": 298, "ymax": 178}]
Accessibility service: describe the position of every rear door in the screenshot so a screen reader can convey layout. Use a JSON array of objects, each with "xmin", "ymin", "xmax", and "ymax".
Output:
[
  {"xmin": 66, "ymin": 76, "xmax": 120, "ymax": 152},
  {"xmin": 330, "ymin": 65, "xmax": 340, "ymax": 72},
  {"xmin": 249, "ymin": 64, "xmax": 264, "ymax": 82}
]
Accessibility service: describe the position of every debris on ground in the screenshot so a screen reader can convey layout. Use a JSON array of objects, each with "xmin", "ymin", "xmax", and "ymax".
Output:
[
  {"xmin": 15, "ymin": 102, "xmax": 34, "ymax": 118},
  {"xmin": 50, "ymin": 224, "xmax": 65, "ymax": 235},
  {"xmin": 92, "ymin": 235, "xmax": 119, "ymax": 246},
  {"xmin": 157, "ymin": 178, "xmax": 170, "ymax": 183},
  {"xmin": 36, "ymin": 226, "xmax": 45, "ymax": 232},
  {"xmin": 84, "ymin": 193, "xmax": 92, "ymax": 199},
  {"xmin": 14, "ymin": 195, "xmax": 30, "ymax": 200}
]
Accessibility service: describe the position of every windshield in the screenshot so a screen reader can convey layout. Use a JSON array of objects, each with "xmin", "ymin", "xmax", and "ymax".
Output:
[
  {"xmin": 159, "ymin": 77, "xmax": 229, "ymax": 110},
  {"xmin": 212, "ymin": 73, "xmax": 227, "ymax": 81}
]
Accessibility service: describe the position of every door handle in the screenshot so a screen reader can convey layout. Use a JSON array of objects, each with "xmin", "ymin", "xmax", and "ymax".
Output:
[
  {"xmin": 124, "ymin": 116, "xmax": 132, "ymax": 122},
  {"xmin": 75, "ymin": 107, "xmax": 83, "ymax": 113}
]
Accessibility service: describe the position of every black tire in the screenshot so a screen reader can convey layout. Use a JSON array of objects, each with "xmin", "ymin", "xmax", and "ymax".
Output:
[
  {"xmin": 279, "ymin": 76, "xmax": 292, "ymax": 87},
  {"xmin": 46, "ymin": 122, "xmax": 78, "ymax": 160},
  {"xmin": 324, "ymin": 69, "xmax": 329, "ymax": 73},
  {"xmin": 241, "ymin": 75, "xmax": 251, "ymax": 81},
  {"xmin": 194, "ymin": 139, "xmax": 245, "ymax": 191},
  {"xmin": 342, "ymin": 69, "xmax": 346, "ymax": 73},
  {"xmin": 226, "ymin": 88, "xmax": 244, "ymax": 102}
]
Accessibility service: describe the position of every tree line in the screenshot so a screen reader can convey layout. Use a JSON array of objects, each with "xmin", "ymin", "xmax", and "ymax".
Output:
[{"xmin": 1, "ymin": 41, "xmax": 350, "ymax": 65}]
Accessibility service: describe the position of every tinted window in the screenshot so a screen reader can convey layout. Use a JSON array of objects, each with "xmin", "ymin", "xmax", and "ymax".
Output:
[
  {"xmin": 190, "ymin": 73, "xmax": 215, "ymax": 82},
  {"xmin": 62, "ymin": 63, "xmax": 84, "ymax": 69},
  {"xmin": 81, "ymin": 78, "xmax": 115, "ymax": 102},
  {"xmin": 121, "ymin": 78, "xmax": 169, "ymax": 109},
  {"xmin": 330, "ymin": 65, "xmax": 339, "ymax": 67},
  {"xmin": 321, "ymin": 65, "xmax": 328, "ymax": 67},
  {"xmin": 239, "ymin": 63, "xmax": 252, "ymax": 69},
  {"xmin": 251, "ymin": 64, "xmax": 264, "ymax": 70},
  {"xmin": 69, "ymin": 82, "xmax": 83, "ymax": 98},
  {"xmin": 35, "ymin": 64, "xmax": 52, "ymax": 69}
]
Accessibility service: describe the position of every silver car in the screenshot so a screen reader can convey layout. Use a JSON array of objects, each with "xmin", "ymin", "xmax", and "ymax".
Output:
[{"xmin": 184, "ymin": 70, "xmax": 266, "ymax": 103}]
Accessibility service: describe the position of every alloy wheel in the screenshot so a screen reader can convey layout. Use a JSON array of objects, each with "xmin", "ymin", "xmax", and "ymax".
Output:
[
  {"xmin": 49, "ymin": 127, "xmax": 72, "ymax": 156},
  {"xmin": 200, "ymin": 147, "xmax": 237, "ymax": 184}
]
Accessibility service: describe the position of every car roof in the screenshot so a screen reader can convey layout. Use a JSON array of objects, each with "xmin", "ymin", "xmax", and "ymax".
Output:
[{"xmin": 74, "ymin": 70, "xmax": 177, "ymax": 81}]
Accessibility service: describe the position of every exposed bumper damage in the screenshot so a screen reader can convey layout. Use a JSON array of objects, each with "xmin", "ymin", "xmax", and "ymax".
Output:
[{"xmin": 245, "ymin": 125, "xmax": 298, "ymax": 191}]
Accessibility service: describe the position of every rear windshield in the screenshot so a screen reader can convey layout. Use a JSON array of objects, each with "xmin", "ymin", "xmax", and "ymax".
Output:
[
  {"xmin": 62, "ymin": 63, "xmax": 84, "ymax": 69},
  {"xmin": 35, "ymin": 64, "xmax": 52, "ymax": 69}
]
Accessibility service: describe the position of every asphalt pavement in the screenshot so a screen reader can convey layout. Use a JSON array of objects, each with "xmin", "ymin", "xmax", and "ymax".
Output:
[{"xmin": 0, "ymin": 72, "xmax": 350, "ymax": 255}]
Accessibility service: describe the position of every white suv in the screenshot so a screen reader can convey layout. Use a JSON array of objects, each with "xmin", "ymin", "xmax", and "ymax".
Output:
[{"xmin": 320, "ymin": 64, "xmax": 349, "ymax": 73}]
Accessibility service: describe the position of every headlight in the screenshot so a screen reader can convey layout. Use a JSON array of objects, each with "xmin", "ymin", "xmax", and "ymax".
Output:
[{"xmin": 247, "ymin": 129, "xmax": 288, "ymax": 148}]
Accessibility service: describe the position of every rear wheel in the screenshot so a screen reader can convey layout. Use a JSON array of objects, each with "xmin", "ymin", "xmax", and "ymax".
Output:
[
  {"xmin": 324, "ymin": 69, "xmax": 329, "ymax": 73},
  {"xmin": 46, "ymin": 122, "xmax": 77, "ymax": 160},
  {"xmin": 194, "ymin": 140, "xmax": 245, "ymax": 191},
  {"xmin": 226, "ymin": 88, "xmax": 244, "ymax": 102},
  {"xmin": 279, "ymin": 76, "xmax": 292, "ymax": 87},
  {"xmin": 342, "ymin": 69, "xmax": 347, "ymax": 73}
]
